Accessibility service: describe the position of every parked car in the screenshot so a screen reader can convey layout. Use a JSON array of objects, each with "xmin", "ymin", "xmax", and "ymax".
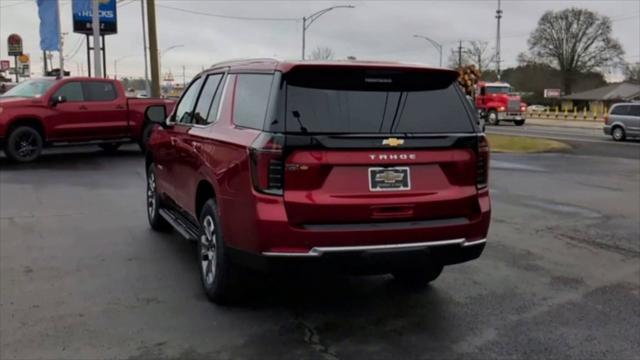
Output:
[
  {"xmin": 0, "ymin": 77, "xmax": 175, "ymax": 162},
  {"xmin": 145, "ymin": 59, "xmax": 491, "ymax": 303},
  {"xmin": 527, "ymin": 104, "xmax": 548, "ymax": 112},
  {"xmin": 603, "ymin": 103, "xmax": 640, "ymax": 141}
]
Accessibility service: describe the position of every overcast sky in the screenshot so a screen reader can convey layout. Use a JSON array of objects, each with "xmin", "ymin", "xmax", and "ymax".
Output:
[{"xmin": 1, "ymin": 0, "xmax": 639, "ymax": 82}]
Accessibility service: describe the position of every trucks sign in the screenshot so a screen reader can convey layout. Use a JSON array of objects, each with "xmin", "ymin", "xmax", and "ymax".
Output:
[{"xmin": 72, "ymin": 0, "xmax": 117, "ymax": 35}]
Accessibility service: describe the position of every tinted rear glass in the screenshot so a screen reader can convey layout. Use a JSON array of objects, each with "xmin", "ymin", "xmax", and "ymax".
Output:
[
  {"xmin": 611, "ymin": 105, "xmax": 629, "ymax": 115},
  {"xmin": 84, "ymin": 82, "xmax": 117, "ymax": 101},
  {"xmin": 284, "ymin": 80, "xmax": 473, "ymax": 134},
  {"xmin": 628, "ymin": 105, "xmax": 640, "ymax": 117}
]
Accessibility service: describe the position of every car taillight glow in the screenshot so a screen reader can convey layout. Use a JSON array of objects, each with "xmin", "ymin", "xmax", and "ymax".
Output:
[
  {"xmin": 498, "ymin": 106, "xmax": 505, "ymax": 112},
  {"xmin": 476, "ymin": 134, "xmax": 489, "ymax": 189},
  {"xmin": 250, "ymin": 132, "xmax": 284, "ymax": 196}
]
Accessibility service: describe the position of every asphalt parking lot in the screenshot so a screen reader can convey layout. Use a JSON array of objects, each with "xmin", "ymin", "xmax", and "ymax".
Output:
[{"xmin": 1, "ymin": 140, "xmax": 639, "ymax": 360}]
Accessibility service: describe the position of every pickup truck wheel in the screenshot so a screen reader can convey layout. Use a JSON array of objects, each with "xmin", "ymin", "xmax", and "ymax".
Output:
[
  {"xmin": 198, "ymin": 199, "xmax": 238, "ymax": 304},
  {"xmin": 146, "ymin": 164, "xmax": 171, "ymax": 232},
  {"xmin": 98, "ymin": 143, "xmax": 121, "ymax": 152},
  {"xmin": 487, "ymin": 110, "xmax": 500, "ymax": 126},
  {"xmin": 139, "ymin": 123, "xmax": 155, "ymax": 152},
  {"xmin": 514, "ymin": 119, "xmax": 525, "ymax": 126},
  {"xmin": 392, "ymin": 263, "xmax": 443, "ymax": 287},
  {"xmin": 6, "ymin": 126, "xmax": 43, "ymax": 163}
]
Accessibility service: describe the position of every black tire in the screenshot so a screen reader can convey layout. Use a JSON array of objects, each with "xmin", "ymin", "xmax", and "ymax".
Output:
[
  {"xmin": 514, "ymin": 119, "xmax": 525, "ymax": 126},
  {"xmin": 392, "ymin": 263, "xmax": 444, "ymax": 287},
  {"xmin": 198, "ymin": 198, "xmax": 239, "ymax": 304},
  {"xmin": 98, "ymin": 142, "xmax": 121, "ymax": 152},
  {"xmin": 146, "ymin": 163, "xmax": 171, "ymax": 232},
  {"xmin": 138, "ymin": 123, "xmax": 155, "ymax": 152},
  {"xmin": 5, "ymin": 126, "xmax": 43, "ymax": 163},
  {"xmin": 487, "ymin": 110, "xmax": 500, "ymax": 126},
  {"xmin": 612, "ymin": 126, "xmax": 626, "ymax": 142}
]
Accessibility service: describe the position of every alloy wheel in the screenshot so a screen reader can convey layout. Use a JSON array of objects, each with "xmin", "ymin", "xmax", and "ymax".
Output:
[
  {"xmin": 15, "ymin": 132, "xmax": 38, "ymax": 159},
  {"xmin": 200, "ymin": 215, "xmax": 217, "ymax": 285},
  {"xmin": 613, "ymin": 127, "xmax": 624, "ymax": 141},
  {"xmin": 147, "ymin": 172, "xmax": 157, "ymax": 218}
]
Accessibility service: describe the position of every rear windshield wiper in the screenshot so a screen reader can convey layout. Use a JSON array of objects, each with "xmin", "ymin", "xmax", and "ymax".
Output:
[{"xmin": 291, "ymin": 110, "xmax": 308, "ymax": 133}]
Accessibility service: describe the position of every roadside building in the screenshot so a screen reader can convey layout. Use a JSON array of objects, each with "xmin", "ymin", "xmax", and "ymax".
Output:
[{"xmin": 561, "ymin": 82, "xmax": 640, "ymax": 114}]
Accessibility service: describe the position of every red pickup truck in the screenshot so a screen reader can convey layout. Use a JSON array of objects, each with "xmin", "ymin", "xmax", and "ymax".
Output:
[{"xmin": 0, "ymin": 77, "xmax": 175, "ymax": 162}]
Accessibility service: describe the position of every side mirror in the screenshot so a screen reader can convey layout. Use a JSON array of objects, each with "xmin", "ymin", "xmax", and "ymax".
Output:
[
  {"xmin": 145, "ymin": 105, "xmax": 169, "ymax": 128},
  {"xmin": 51, "ymin": 95, "xmax": 66, "ymax": 106}
]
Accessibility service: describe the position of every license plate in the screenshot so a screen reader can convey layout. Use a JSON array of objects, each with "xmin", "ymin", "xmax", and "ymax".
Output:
[{"xmin": 368, "ymin": 167, "xmax": 411, "ymax": 191}]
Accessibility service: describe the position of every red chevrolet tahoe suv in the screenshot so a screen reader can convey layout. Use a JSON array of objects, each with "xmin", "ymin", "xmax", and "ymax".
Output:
[
  {"xmin": 145, "ymin": 59, "xmax": 491, "ymax": 303},
  {"xmin": 0, "ymin": 77, "xmax": 175, "ymax": 162}
]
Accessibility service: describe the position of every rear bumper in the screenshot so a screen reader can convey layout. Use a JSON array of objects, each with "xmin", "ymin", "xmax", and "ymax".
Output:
[
  {"xmin": 229, "ymin": 240, "xmax": 486, "ymax": 274},
  {"xmin": 223, "ymin": 189, "xmax": 491, "ymax": 271},
  {"xmin": 497, "ymin": 112, "xmax": 524, "ymax": 121}
]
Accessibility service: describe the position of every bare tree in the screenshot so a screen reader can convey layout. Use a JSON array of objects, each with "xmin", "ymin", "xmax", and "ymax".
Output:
[
  {"xmin": 524, "ymin": 8, "xmax": 624, "ymax": 94},
  {"xmin": 463, "ymin": 41, "xmax": 496, "ymax": 73},
  {"xmin": 310, "ymin": 46, "xmax": 335, "ymax": 61},
  {"xmin": 447, "ymin": 41, "xmax": 495, "ymax": 73},
  {"xmin": 625, "ymin": 62, "xmax": 640, "ymax": 84}
]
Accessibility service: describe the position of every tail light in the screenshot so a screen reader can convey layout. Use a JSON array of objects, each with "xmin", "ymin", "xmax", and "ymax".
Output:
[
  {"xmin": 250, "ymin": 132, "xmax": 284, "ymax": 195},
  {"xmin": 476, "ymin": 134, "xmax": 489, "ymax": 189}
]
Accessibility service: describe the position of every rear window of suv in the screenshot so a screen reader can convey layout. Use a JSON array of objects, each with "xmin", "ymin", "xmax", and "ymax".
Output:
[{"xmin": 282, "ymin": 68, "xmax": 474, "ymax": 134}]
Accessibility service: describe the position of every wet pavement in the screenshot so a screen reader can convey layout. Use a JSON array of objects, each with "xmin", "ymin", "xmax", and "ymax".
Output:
[{"xmin": 1, "ymin": 145, "xmax": 639, "ymax": 359}]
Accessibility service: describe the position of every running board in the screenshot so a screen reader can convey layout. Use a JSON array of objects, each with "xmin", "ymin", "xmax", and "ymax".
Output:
[{"xmin": 158, "ymin": 208, "xmax": 200, "ymax": 241}]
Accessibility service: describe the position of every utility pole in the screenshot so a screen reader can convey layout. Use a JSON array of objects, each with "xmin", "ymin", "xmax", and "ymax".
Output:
[
  {"xmin": 495, "ymin": 0, "xmax": 502, "ymax": 80},
  {"xmin": 140, "ymin": 0, "xmax": 151, "ymax": 96},
  {"xmin": 147, "ymin": 0, "xmax": 160, "ymax": 97},
  {"xmin": 92, "ymin": 0, "xmax": 102, "ymax": 77},
  {"xmin": 457, "ymin": 40, "xmax": 463, "ymax": 68}
]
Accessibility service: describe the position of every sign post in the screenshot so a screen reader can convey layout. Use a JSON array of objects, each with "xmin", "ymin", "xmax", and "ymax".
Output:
[{"xmin": 7, "ymin": 34, "xmax": 23, "ymax": 83}]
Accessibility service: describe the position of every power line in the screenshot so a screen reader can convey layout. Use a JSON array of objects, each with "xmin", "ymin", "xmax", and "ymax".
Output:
[{"xmin": 156, "ymin": 4, "xmax": 299, "ymax": 22}]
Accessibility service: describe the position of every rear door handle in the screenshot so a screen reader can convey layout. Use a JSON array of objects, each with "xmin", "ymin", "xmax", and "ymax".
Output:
[{"xmin": 115, "ymin": 105, "xmax": 125, "ymax": 110}]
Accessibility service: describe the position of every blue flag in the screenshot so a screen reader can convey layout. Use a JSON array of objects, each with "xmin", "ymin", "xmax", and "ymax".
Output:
[{"xmin": 37, "ymin": 0, "xmax": 61, "ymax": 51}]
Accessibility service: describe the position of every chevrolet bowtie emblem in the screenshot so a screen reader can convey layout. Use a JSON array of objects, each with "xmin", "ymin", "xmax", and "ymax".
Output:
[
  {"xmin": 375, "ymin": 171, "xmax": 405, "ymax": 183},
  {"xmin": 382, "ymin": 138, "xmax": 404, "ymax": 146}
]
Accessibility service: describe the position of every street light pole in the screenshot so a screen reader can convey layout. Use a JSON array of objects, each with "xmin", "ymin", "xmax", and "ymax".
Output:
[
  {"xmin": 158, "ymin": 44, "xmax": 184, "ymax": 81},
  {"xmin": 301, "ymin": 5, "xmax": 355, "ymax": 60},
  {"xmin": 413, "ymin": 34, "xmax": 443, "ymax": 67}
]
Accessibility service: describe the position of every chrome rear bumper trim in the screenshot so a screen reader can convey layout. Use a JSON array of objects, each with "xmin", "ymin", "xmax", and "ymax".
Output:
[{"xmin": 262, "ymin": 238, "xmax": 486, "ymax": 257}]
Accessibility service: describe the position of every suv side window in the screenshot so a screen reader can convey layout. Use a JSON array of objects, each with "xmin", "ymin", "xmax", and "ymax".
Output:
[
  {"xmin": 207, "ymin": 76, "xmax": 228, "ymax": 124},
  {"xmin": 233, "ymin": 74, "xmax": 273, "ymax": 130},
  {"xmin": 52, "ymin": 82, "xmax": 84, "ymax": 102},
  {"xmin": 84, "ymin": 81, "xmax": 117, "ymax": 101},
  {"xmin": 628, "ymin": 105, "xmax": 640, "ymax": 117},
  {"xmin": 174, "ymin": 77, "xmax": 204, "ymax": 124},
  {"xmin": 192, "ymin": 74, "xmax": 223, "ymax": 125},
  {"xmin": 611, "ymin": 105, "xmax": 629, "ymax": 116}
]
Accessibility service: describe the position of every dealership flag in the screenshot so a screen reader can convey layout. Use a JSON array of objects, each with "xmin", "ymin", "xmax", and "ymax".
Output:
[{"xmin": 37, "ymin": 0, "xmax": 61, "ymax": 51}]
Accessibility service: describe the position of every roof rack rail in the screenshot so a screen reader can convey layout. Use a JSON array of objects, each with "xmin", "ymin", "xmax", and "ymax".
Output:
[{"xmin": 209, "ymin": 58, "xmax": 280, "ymax": 69}]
